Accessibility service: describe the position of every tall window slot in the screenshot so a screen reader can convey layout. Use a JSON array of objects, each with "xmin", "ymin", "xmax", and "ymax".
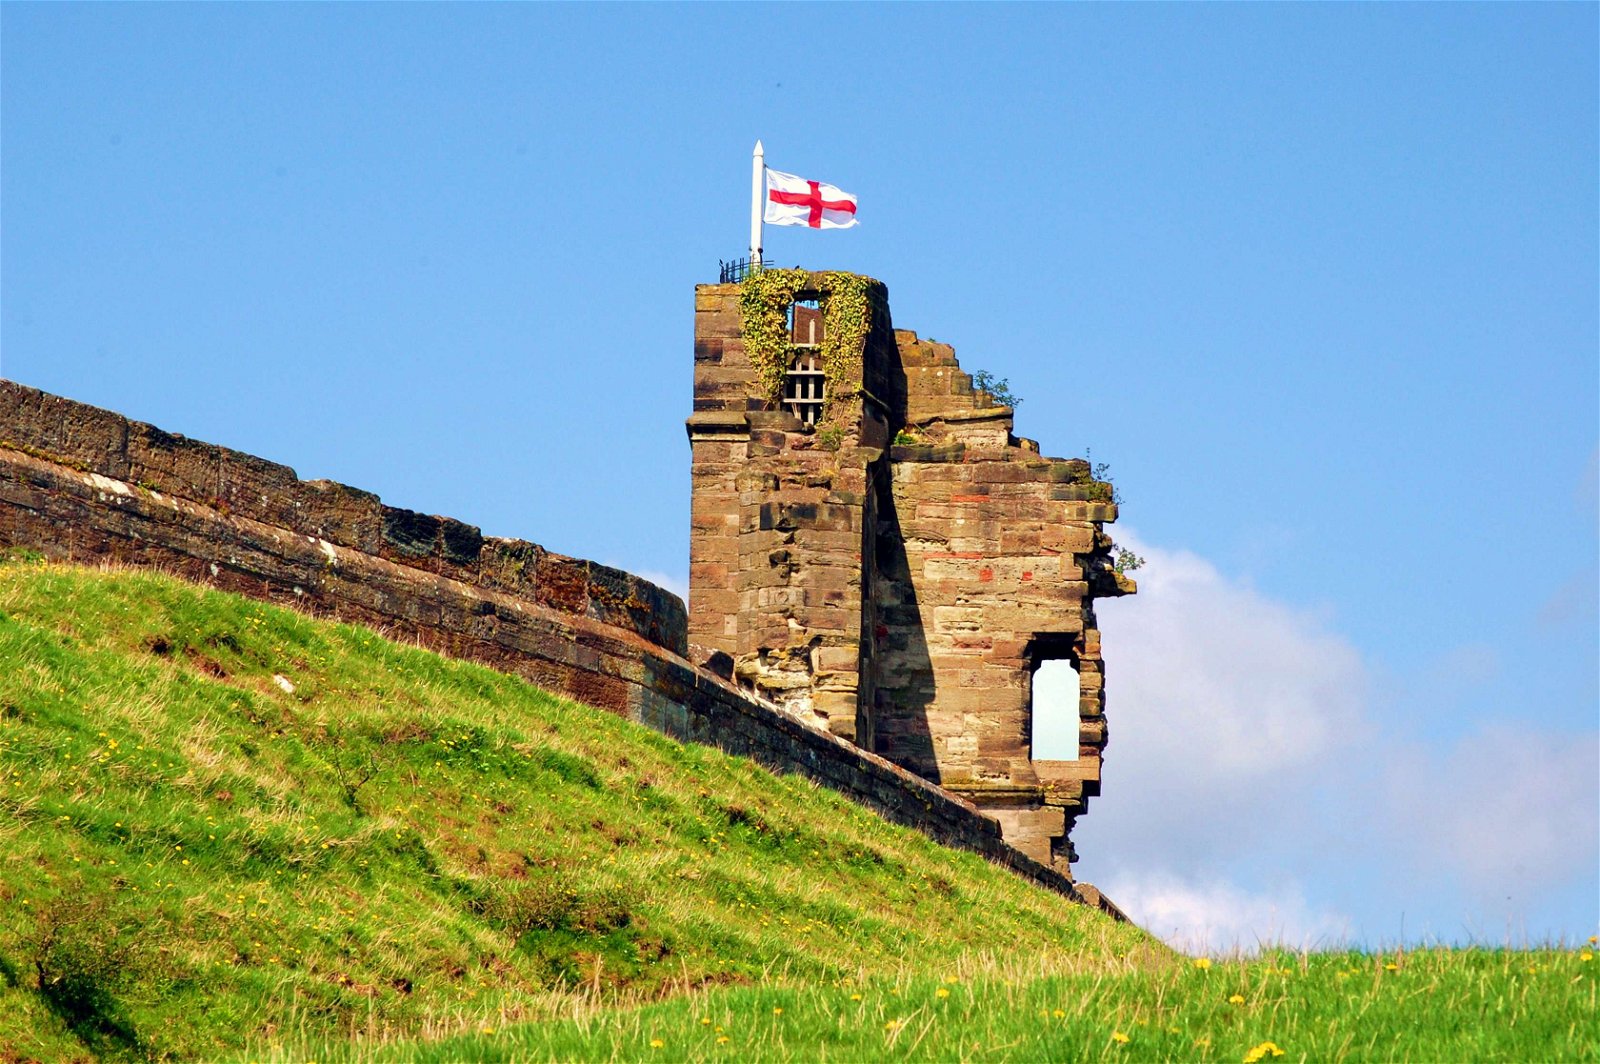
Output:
[
  {"xmin": 783, "ymin": 298, "xmax": 825, "ymax": 426},
  {"xmin": 1030, "ymin": 654, "xmax": 1081, "ymax": 761}
]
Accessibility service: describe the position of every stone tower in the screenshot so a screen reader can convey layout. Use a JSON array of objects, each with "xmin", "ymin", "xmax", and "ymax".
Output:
[{"xmin": 686, "ymin": 270, "xmax": 1133, "ymax": 874}]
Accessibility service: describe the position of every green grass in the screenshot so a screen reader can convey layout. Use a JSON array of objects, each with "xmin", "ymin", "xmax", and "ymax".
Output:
[
  {"xmin": 0, "ymin": 561, "xmax": 1149, "ymax": 1061},
  {"xmin": 1, "ymin": 561, "xmax": 1593, "ymax": 1063},
  {"xmin": 343, "ymin": 949, "xmax": 1596, "ymax": 1062}
]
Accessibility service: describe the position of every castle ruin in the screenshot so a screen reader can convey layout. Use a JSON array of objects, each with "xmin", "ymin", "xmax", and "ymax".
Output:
[
  {"xmin": 687, "ymin": 270, "xmax": 1135, "ymax": 874},
  {"xmin": 0, "ymin": 267, "xmax": 1136, "ymax": 902}
]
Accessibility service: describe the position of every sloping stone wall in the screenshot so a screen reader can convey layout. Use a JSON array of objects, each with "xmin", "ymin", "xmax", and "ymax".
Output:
[
  {"xmin": 0, "ymin": 379, "xmax": 1116, "ymax": 915},
  {"xmin": 0, "ymin": 383, "xmax": 686, "ymax": 655}
]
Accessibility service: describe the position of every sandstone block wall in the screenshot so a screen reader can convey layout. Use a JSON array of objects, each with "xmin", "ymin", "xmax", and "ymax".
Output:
[
  {"xmin": 0, "ymin": 380, "xmax": 1115, "ymax": 914},
  {"xmin": 880, "ymin": 329, "xmax": 1134, "ymax": 869},
  {"xmin": 687, "ymin": 279, "xmax": 1135, "ymax": 875},
  {"xmin": 686, "ymin": 279, "xmax": 898, "ymax": 744},
  {"xmin": 0, "ymin": 383, "xmax": 686, "ymax": 654}
]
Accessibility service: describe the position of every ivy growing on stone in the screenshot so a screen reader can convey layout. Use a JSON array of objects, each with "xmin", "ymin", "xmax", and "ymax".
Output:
[{"xmin": 737, "ymin": 268, "xmax": 877, "ymax": 427}]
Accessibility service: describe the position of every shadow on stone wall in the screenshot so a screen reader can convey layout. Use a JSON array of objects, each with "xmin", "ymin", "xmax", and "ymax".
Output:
[{"xmin": 870, "ymin": 481, "xmax": 940, "ymax": 780}]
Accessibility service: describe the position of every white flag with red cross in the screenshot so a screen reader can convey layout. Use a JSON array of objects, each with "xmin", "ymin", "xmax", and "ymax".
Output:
[{"xmin": 764, "ymin": 168, "xmax": 859, "ymax": 230}]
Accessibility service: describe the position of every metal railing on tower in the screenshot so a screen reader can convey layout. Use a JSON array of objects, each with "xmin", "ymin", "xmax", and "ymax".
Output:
[{"xmin": 718, "ymin": 256, "xmax": 772, "ymax": 284}]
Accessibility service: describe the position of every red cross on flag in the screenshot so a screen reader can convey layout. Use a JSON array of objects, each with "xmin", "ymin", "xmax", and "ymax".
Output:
[{"xmin": 764, "ymin": 169, "xmax": 859, "ymax": 230}]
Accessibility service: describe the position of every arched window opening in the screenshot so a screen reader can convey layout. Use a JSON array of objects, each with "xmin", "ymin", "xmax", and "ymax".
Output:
[{"xmin": 1030, "ymin": 656, "xmax": 1080, "ymax": 762}]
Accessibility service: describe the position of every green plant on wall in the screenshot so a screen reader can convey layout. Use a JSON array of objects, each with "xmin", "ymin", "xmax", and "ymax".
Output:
[
  {"xmin": 1083, "ymin": 449, "xmax": 1123, "ymax": 506},
  {"xmin": 738, "ymin": 269, "xmax": 877, "ymax": 427},
  {"xmin": 970, "ymin": 369, "xmax": 1021, "ymax": 410}
]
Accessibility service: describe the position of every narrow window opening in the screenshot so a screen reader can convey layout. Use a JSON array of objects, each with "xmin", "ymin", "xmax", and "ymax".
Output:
[
  {"xmin": 783, "ymin": 298, "xmax": 826, "ymax": 426},
  {"xmin": 1030, "ymin": 656, "xmax": 1080, "ymax": 761}
]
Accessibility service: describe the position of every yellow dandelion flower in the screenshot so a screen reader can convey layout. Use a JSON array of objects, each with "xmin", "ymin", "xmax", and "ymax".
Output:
[
  {"xmin": 700, "ymin": 1017, "xmax": 711, "ymax": 1026},
  {"xmin": 944, "ymin": 974, "xmax": 960, "ymax": 984},
  {"xmin": 936, "ymin": 987, "xmax": 950, "ymax": 998},
  {"xmin": 1383, "ymin": 963, "xmax": 1398, "ymax": 972},
  {"xmin": 1052, "ymin": 1008, "xmax": 1066, "ymax": 1018},
  {"xmin": 885, "ymin": 1019, "xmax": 903, "ymax": 1031},
  {"xmin": 1228, "ymin": 994, "xmax": 1245, "ymax": 1005},
  {"xmin": 649, "ymin": 1039, "xmax": 664, "ymax": 1049},
  {"xmin": 1581, "ymin": 952, "xmax": 1593, "ymax": 962},
  {"xmin": 772, "ymin": 1007, "xmax": 783, "ymax": 1015},
  {"xmin": 1193, "ymin": 957, "xmax": 1213, "ymax": 970},
  {"xmin": 1195, "ymin": 1036, "xmax": 1212, "ymax": 1048},
  {"xmin": 716, "ymin": 1036, "xmax": 729, "ymax": 1045},
  {"xmin": 850, "ymin": 993, "xmax": 863, "ymax": 1001},
  {"xmin": 1111, "ymin": 1031, "xmax": 1131, "ymax": 1044},
  {"xmin": 1589, "ymin": 935, "xmax": 1598, "ymax": 945}
]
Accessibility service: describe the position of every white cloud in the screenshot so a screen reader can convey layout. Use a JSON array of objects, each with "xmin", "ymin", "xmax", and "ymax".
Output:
[
  {"xmin": 1537, "ymin": 566, "xmax": 1599, "ymax": 629},
  {"xmin": 1382, "ymin": 726, "xmax": 1599, "ymax": 907},
  {"xmin": 1073, "ymin": 529, "xmax": 1598, "ymax": 951},
  {"xmin": 1077, "ymin": 531, "xmax": 1368, "ymax": 871},
  {"xmin": 1072, "ymin": 530, "xmax": 1371, "ymax": 943},
  {"xmin": 1097, "ymin": 533, "xmax": 1367, "ymax": 779},
  {"xmin": 1100, "ymin": 873, "xmax": 1351, "ymax": 956}
]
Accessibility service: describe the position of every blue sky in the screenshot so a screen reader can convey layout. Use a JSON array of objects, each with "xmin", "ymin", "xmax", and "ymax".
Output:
[{"xmin": 4, "ymin": 4, "xmax": 1594, "ymax": 951}]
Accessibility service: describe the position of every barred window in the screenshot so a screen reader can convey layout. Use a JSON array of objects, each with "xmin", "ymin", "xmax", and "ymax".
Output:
[
  {"xmin": 783, "ymin": 298, "xmax": 825, "ymax": 426},
  {"xmin": 783, "ymin": 350, "xmax": 826, "ymax": 426}
]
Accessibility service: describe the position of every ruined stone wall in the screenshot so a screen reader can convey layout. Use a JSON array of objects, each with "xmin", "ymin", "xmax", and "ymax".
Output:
[
  {"xmin": 878, "ymin": 331, "xmax": 1133, "ymax": 871},
  {"xmin": 686, "ymin": 279, "xmax": 1134, "ymax": 876},
  {"xmin": 0, "ymin": 380, "xmax": 1119, "ymax": 914}
]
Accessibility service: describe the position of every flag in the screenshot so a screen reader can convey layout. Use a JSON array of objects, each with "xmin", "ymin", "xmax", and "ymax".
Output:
[{"xmin": 764, "ymin": 169, "xmax": 859, "ymax": 229}]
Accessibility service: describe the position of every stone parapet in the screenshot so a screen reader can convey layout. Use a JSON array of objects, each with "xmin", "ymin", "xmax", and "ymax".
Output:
[{"xmin": 0, "ymin": 381, "xmax": 685, "ymax": 655}]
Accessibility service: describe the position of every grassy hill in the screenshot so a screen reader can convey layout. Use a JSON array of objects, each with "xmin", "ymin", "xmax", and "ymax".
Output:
[
  {"xmin": 1, "ymin": 560, "xmax": 1592, "ymax": 1063},
  {"xmin": 0, "ymin": 560, "xmax": 1150, "ymax": 1061}
]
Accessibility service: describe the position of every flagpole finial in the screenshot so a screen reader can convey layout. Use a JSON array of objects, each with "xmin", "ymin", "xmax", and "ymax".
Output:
[{"xmin": 754, "ymin": 139, "xmax": 764, "ymax": 155}]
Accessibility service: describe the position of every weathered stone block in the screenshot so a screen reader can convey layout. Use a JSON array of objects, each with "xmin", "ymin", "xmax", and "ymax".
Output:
[{"xmin": 381, "ymin": 506, "xmax": 441, "ymax": 558}]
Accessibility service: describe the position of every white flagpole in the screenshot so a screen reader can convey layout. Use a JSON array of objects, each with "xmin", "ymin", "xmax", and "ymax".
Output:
[{"xmin": 749, "ymin": 139, "xmax": 764, "ymax": 270}]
